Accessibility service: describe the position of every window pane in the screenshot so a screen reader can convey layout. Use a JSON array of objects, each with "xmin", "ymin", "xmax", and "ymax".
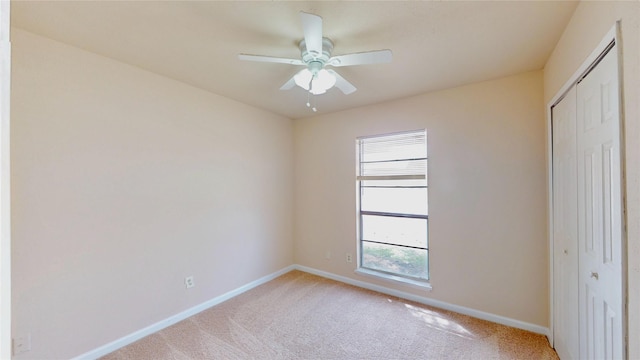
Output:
[
  {"xmin": 362, "ymin": 242, "xmax": 428, "ymax": 280},
  {"xmin": 357, "ymin": 130, "xmax": 428, "ymax": 282},
  {"xmin": 361, "ymin": 215, "xmax": 427, "ymax": 248},
  {"xmin": 361, "ymin": 187, "xmax": 427, "ymax": 215}
]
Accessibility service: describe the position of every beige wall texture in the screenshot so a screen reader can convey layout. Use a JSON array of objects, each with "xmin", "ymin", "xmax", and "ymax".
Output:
[
  {"xmin": 294, "ymin": 71, "xmax": 548, "ymax": 327},
  {"xmin": 543, "ymin": 1, "xmax": 640, "ymax": 357},
  {"xmin": 10, "ymin": 28, "xmax": 294, "ymax": 359}
]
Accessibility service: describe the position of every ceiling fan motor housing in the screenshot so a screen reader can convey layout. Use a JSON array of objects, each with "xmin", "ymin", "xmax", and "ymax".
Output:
[{"xmin": 299, "ymin": 37, "xmax": 334, "ymax": 70}]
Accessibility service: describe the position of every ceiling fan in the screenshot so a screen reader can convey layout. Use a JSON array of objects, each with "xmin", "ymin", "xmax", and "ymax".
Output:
[{"xmin": 238, "ymin": 11, "xmax": 392, "ymax": 110}]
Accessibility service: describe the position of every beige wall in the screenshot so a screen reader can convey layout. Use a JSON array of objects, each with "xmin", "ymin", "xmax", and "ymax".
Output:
[
  {"xmin": 15, "ymin": 2, "xmax": 640, "ymax": 356},
  {"xmin": 294, "ymin": 71, "xmax": 548, "ymax": 327},
  {"xmin": 543, "ymin": 1, "xmax": 640, "ymax": 357},
  {"xmin": 10, "ymin": 28, "xmax": 294, "ymax": 359}
]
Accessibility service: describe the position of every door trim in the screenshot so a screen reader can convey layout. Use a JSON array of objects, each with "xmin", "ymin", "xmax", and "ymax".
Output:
[
  {"xmin": 0, "ymin": 1, "xmax": 10, "ymax": 358},
  {"xmin": 546, "ymin": 22, "xmax": 628, "ymax": 357}
]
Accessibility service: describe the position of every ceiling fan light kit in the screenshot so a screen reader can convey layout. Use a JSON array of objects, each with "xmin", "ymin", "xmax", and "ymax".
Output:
[
  {"xmin": 239, "ymin": 11, "xmax": 392, "ymax": 111},
  {"xmin": 294, "ymin": 68, "xmax": 336, "ymax": 95}
]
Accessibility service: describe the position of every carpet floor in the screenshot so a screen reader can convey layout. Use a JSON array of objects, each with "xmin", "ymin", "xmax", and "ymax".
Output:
[{"xmin": 101, "ymin": 270, "xmax": 558, "ymax": 359}]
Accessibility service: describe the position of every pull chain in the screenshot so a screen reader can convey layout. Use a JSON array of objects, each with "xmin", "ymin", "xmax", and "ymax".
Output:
[
  {"xmin": 306, "ymin": 76, "xmax": 317, "ymax": 112},
  {"xmin": 312, "ymin": 93, "xmax": 317, "ymax": 112}
]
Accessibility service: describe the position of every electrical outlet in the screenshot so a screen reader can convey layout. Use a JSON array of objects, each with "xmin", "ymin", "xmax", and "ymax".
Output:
[
  {"xmin": 13, "ymin": 334, "xmax": 31, "ymax": 355},
  {"xmin": 346, "ymin": 253, "xmax": 353, "ymax": 263},
  {"xmin": 325, "ymin": 251, "xmax": 331, "ymax": 260},
  {"xmin": 185, "ymin": 276, "xmax": 195, "ymax": 289}
]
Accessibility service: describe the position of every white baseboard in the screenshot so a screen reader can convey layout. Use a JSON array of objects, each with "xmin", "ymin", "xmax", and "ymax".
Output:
[
  {"xmin": 74, "ymin": 263, "xmax": 549, "ymax": 359},
  {"xmin": 294, "ymin": 265, "xmax": 550, "ymax": 337},
  {"xmin": 72, "ymin": 265, "xmax": 296, "ymax": 360}
]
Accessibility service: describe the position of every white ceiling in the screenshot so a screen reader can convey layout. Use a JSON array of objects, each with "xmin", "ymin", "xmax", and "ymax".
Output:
[{"xmin": 10, "ymin": 1, "xmax": 578, "ymax": 119}]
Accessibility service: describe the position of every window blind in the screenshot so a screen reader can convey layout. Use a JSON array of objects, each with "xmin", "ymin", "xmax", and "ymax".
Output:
[{"xmin": 357, "ymin": 130, "xmax": 427, "ymax": 180}]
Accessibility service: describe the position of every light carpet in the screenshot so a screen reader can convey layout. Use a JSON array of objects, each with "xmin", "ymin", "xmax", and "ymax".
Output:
[{"xmin": 101, "ymin": 270, "xmax": 558, "ymax": 359}]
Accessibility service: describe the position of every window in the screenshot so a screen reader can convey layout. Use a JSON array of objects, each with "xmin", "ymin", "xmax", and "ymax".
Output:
[{"xmin": 356, "ymin": 130, "xmax": 428, "ymax": 283}]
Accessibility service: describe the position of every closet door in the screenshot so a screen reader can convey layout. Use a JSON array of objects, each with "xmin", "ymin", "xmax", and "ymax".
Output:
[
  {"xmin": 552, "ymin": 86, "xmax": 579, "ymax": 360},
  {"xmin": 576, "ymin": 45, "xmax": 623, "ymax": 360}
]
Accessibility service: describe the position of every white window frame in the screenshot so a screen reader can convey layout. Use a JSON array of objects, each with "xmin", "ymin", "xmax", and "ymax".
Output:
[{"xmin": 355, "ymin": 130, "xmax": 430, "ymax": 289}]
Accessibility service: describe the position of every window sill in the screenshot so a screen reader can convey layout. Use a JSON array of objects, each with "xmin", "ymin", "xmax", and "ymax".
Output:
[{"xmin": 355, "ymin": 268, "xmax": 432, "ymax": 291}]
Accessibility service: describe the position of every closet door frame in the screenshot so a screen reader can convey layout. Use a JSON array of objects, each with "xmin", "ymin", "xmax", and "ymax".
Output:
[
  {"xmin": 546, "ymin": 22, "xmax": 627, "ymax": 355},
  {"xmin": 0, "ymin": 1, "xmax": 10, "ymax": 358}
]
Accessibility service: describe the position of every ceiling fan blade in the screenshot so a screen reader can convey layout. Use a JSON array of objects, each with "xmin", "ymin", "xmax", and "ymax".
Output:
[
  {"xmin": 280, "ymin": 76, "xmax": 296, "ymax": 90},
  {"xmin": 329, "ymin": 50, "xmax": 392, "ymax": 67},
  {"xmin": 328, "ymin": 70, "xmax": 356, "ymax": 95},
  {"xmin": 238, "ymin": 54, "xmax": 304, "ymax": 66},
  {"xmin": 300, "ymin": 11, "xmax": 323, "ymax": 57}
]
